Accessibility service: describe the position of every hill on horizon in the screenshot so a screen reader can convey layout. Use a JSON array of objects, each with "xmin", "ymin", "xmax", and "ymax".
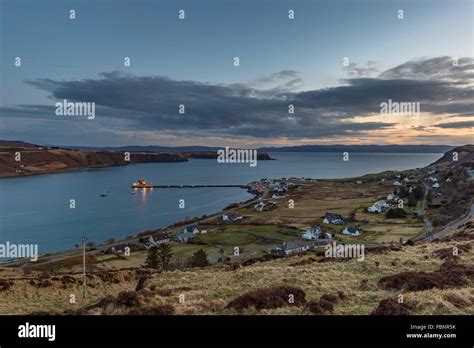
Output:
[{"xmin": 44, "ymin": 143, "xmax": 454, "ymax": 154}]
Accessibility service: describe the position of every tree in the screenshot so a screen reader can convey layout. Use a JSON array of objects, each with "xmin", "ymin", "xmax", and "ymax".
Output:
[
  {"xmin": 145, "ymin": 246, "xmax": 159, "ymax": 269},
  {"xmin": 413, "ymin": 185, "xmax": 424, "ymax": 201},
  {"xmin": 157, "ymin": 243, "xmax": 173, "ymax": 272},
  {"xmin": 426, "ymin": 190, "xmax": 433, "ymax": 203},
  {"xmin": 191, "ymin": 249, "xmax": 209, "ymax": 267},
  {"xmin": 407, "ymin": 192, "xmax": 417, "ymax": 208},
  {"xmin": 398, "ymin": 186, "xmax": 408, "ymax": 198},
  {"xmin": 385, "ymin": 208, "xmax": 407, "ymax": 218}
]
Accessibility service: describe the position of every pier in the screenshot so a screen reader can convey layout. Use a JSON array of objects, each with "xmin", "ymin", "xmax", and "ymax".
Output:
[{"xmin": 131, "ymin": 184, "xmax": 248, "ymax": 189}]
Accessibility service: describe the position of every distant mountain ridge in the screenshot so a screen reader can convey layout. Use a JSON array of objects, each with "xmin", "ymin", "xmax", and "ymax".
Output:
[
  {"xmin": 65, "ymin": 144, "xmax": 454, "ymax": 154},
  {"xmin": 259, "ymin": 144, "xmax": 454, "ymax": 153}
]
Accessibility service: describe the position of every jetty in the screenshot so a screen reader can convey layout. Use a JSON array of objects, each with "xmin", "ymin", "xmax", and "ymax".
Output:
[{"xmin": 131, "ymin": 184, "xmax": 248, "ymax": 189}]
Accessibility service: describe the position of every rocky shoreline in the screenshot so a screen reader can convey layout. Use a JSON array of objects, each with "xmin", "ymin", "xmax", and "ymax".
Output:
[{"xmin": 0, "ymin": 140, "xmax": 274, "ymax": 178}]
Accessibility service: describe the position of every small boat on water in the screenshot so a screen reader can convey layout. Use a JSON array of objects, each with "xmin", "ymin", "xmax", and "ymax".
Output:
[{"xmin": 100, "ymin": 191, "xmax": 110, "ymax": 197}]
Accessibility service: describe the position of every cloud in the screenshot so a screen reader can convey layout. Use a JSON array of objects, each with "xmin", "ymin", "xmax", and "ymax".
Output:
[
  {"xmin": 378, "ymin": 56, "xmax": 474, "ymax": 82},
  {"xmin": 344, "ymin": 61, "xmax": 379, "ymax": 77},
  {"xmin": 1, "ymin": 56, "xmax": 473, "ymax": 145},
  {"xmin": 433, "ymin": 121, "xmax": 474, "ymax": 129}
]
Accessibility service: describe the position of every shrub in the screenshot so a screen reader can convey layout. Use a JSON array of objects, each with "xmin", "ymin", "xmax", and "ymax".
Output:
[
  {"xmin": 226, "ymin": 286, "xmax": 306, "ymax": 312},
  {"xmin": 128, "ymin": 304, "xmax": 175, "ymax": 315},
  {"xmin": 385, "ymin": 208, "xmax": 407, "ymax": 219},
  {"xmin": 370, "ymin": 298, "xmax": 416, "ymax": 315},
  {"xmin": 116, "ymin": 291, "xmax": 141, "ymax": 307}
]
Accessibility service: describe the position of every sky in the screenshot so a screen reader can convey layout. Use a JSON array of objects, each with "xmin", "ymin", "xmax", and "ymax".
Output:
[{"xmin": 0, "ymin": 0, "xmax": 473, "ymax": 147}]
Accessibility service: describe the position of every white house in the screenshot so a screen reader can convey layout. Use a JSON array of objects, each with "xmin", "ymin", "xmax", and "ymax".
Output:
[
  {"xmin": 323, "ymin": 213, "xmax": 345, "ymax": 225},
  {"xmin": 184, "ymin": 224, "xmax": 200, "ymax": 235},
  {"xmin": 393, "ymin": 181, "xmax": 402, "ymax": 186},
  {"xmin": 427, "ymin": 176, "xmax": 438, "ymax": 183},
  {"xmin": 254, "ymin": 201, "xmax": 267, "ymax": 212},
  {"xmin": 367, "ymin": 200, "xmax": 390, "ymax": 213},
  {"xmin": 301, "ymin": 226, "xmax": 331, "ymax": 240},
  {"xmin": 342, "ymin": 226, "xmax": 361, "ymax": 236},
  {"xmin": 432, "ymin": 182, "xmax": 440, "ymax": 189},
  {"xmin": 386, "ymin": 193, "xmax": 399, "ymax": 201},
  {"xmin": 222, "ymin": 213, "xmax": 243, "ymax": 223}
]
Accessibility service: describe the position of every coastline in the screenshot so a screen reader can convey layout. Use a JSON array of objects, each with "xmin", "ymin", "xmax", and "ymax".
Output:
[{"xmin": 1, "ymin": 146, "xmax": 472, "ymax": 267}]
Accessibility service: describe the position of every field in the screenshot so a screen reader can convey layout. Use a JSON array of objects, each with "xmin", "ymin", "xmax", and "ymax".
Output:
[
  {"xmin": 235, "ymin": 179, "xmax": 424, "ymax": 244},
  {"xmin": 0, "ymin": 222, "xmax": 472, "ymax": 315}
]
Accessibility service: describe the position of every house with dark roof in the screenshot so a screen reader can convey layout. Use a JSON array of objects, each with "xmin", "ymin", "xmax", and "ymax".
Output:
[
  {"xmin": 173, "ymin": 232, "xmax": 195, "ymax": 243},
  {"xmin": 143, "ymin": 233, "xmax": 170, "ymax": 249},
  {"xmin": 342, "ymin": 226, "xmax": 361, "ymax": 236},
  {"xmin": 302, "ymin": 226, "xmax": 332, "ymax": 240},
  {"xmin": 108, "ymin": 243, "xmax": 132, "ymax": 254},
  {"xmin": 323, "ymin": 213, "xmax": 345, "ymax": 225},
  {"xmin": 184, "ymin": 224, "xmax": 200, "ymax": 234},
  {"xmin": 275, "ymin": 241, "xmax": 311, "ymax": 256}
]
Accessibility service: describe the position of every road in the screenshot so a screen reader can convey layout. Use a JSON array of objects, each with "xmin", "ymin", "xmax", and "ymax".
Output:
[{"xmin": 413, "ymin": 203, "xmax": 473, "ymax": 245}]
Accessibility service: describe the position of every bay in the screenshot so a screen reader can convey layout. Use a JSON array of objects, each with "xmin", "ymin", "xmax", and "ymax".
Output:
[{"xmin": 0, "ymin": 152, "xmax": 442, "ymax": 254}]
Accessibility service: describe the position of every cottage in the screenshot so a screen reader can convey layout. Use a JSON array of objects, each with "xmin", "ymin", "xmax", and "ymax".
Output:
[
  {"xmin": 302, "ymin": 226, "xmax": 320, "ymax": 240},
  {"xmin": 222, "ymin": 213, "xmax": 243, "ymax": 223},
  {"xmin": 342, "ymin": 226, "xmax": 361, "ymax": 236},
  {"xmin": 173, "ymin": 232, "xmax": 195, "ymax": 243},
  {"xmin": 254, "ymin": 201, "xmax": 267, "ymax": 212},
  {"xmin": 184, "ymin": 224, "xmax": 200, "ymax": 235},
  {"xmin": 142, "ymin": 233, "xmax": 169, "ymax": 248},
  {"xmin": 109, "ymin": 243, "xmax": 132, "ymax": 254},
  {"xmin": 367, "ymin": 200, "xmax": 390, "ymax": 213},
  {"xmin": 426, "ymin": 176, "xmax": 438, "ymax": 184},
  {"xmin": 323, "ymin": 213, "xmax": 345, "ymax": 225},
  {"xmin": 302, "ymin": 226, "xmax": 332, "ymax": 240},
  {"xmin": 393, "ymin": 181, "xmax": 402, "ymax": 186},
  {"xmin": 432, "ymin": 182, "xmax": 440, "ymax": 189},
  {"xmin": 276, "ymin": 241, "xmax": 310, "ymax": 256},
  {"xmin": 386, "ymin": 193, "xmax": 399, "ymax": 201}
]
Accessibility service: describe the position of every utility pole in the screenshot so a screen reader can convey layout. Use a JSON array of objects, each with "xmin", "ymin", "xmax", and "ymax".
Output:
[{"xmin": 82, "ymin": 235, "xmax": 87, "ymax": 299}]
